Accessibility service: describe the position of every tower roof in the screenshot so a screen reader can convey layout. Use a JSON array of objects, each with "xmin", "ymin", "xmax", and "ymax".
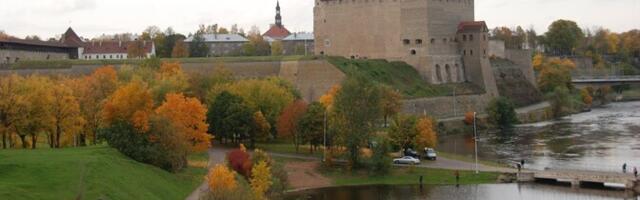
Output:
[
  {"xmin": 61, "ymin": 27, "xmax": 84, "ymax": 47},
  {"xmin": 263, "ymin": 25, "xmax": 291, "ymax": 39},
  {"xmin": 457, "ymin": 21, "xmax": 488, "ymax": 33}
]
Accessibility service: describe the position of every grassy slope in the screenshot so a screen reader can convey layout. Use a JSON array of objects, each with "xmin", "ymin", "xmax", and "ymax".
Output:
[
  {"xmin": 0, "ymin": 146, "xmax": 207, "ymax": 200},
  {"xmin": 326, "ymin": 56, "xmax": 484, "ymax": 99},
  {"xmin": 323, "ymin": 166, "xmax": 498, "ymax": 186}
]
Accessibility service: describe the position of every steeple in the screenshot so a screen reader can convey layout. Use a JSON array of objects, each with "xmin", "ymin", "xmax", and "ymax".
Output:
[{"xmin": 275, "ymin": 0, "xmax": 282, "ymax": 27}]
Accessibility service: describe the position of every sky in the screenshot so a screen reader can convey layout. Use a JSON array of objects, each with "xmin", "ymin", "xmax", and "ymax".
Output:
[{"xmin": 0, "ymin": 0, "xmax": 638, "ymax": 39}]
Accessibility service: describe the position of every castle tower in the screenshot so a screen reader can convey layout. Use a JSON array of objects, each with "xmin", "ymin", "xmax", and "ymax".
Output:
[{"xmin": 275, "ymin": 0, "xmax": 282, "ymax": 27}]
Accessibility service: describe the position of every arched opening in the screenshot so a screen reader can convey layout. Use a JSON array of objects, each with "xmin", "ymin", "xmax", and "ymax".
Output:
[
  {"xmin": 410, "ymin": 49, "xmax": 416, "ymax": 55},
  {"xmin": 435, "ymin": 64, "xmax": 442, "ymax": 83},
  {"xmin": 445, "ymin": 64, "xmax": 452, "ymax": 83}
]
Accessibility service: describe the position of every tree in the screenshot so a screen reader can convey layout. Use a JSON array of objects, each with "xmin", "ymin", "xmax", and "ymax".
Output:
[
  {"xmin": 171, "ymin": 39, "xmax": 189, "ymax": 58},
  {"xmin": 271, "ymin": 41, "xmax": 283, "ymax": 56},
  {"xmin": 207, "ymin": 164, "xmax": 238, "ymax": 199},
  {"xmin": 370, "ymin": 136, "xmax": 392, "ymax": 175},
  {"xmin": 486, "ymin": 97, "xmax": 519, "ymax": 128},
  {"xmin": 534, "ymin": 54, "xmax": 576, "ymax": 94},
  {"xmin": 297, "ymin": 102, "xmax": 326, "ymax": 153},
  {"xmin": 250, "ymin": 161, "xmax": 273, "ymax": 200},
  {"xmin": 580, "ymin": 88, "xmax": 593, "ymax": 107},
  {"xmin": 0, "ymin": 75, "xmax": 22, "ymax": 149},
  {"xmin": 102, "ymin": 81, "xmax": 154, "ymax": 133},
  {"xmin": 333, "ymin": 75, "xmax": 382, "ymax": 166},
  {"xmin": 189, "ymin": 33, "xmax": 209, "ymax": 57},
  {"xmin": 127, "ymin": 40, "xmax": 147, "ymax": 59},
  {"xmin": 319, "ymin": 85, "xmax": 340, "ymax": 110},
  {"xmin": 151, "ymin": 62, "xmax": 190, "ymax": 103},
  {"xmin": 544, "ymin": 19, "xmax": 585, "ymax": 55},
  {"xmin": 73, "ymin": 66, "xmax": 118, "ymax": 145},
  {"xmin": 227, "ymin": 78, "xmax": 296, "ymax": 128},
  {"xmin": 380, "ymin": 86, "xmax": 402, "ymax": 127},
  {"xmin": 388, "ymin": 115, "xmax": 417, "ymax": 150},
  {"xmin": 156, "ymin": 93, "xmax": 211, "ymax": 153},
  {"xmin": 547, "ymin": 86, "xmax": 572, "ymax": 118},
  {"xmin": 243, "ymin": 31, "xmax": 270, "ymax": 56},
  {"xmin": 276, "ymin": 100, "xmax": 308, "ymax": 152},
  {"xmin": 227, "ymin": 148, "xmax": 252, "ymax": 177},
  {"xmin": 415, "ymin": 116, "xmax": 437, "ymax": 150},
  {"xmin": 250, "ymin": 111, "xmax": 271, "ymax": 148},
  {"xmin": 49, "ymin": 82, "xmax": 84, "ymax": 148},
  {"xmin": 12, "ymin": 76, "xmax": 54, "ymax": 149},
  {"xmin": 463, "ymin": 111, "xmax": 475, "ymax": 125},
  {"xmin": 208, "ymin": 91, "xmax": 252, "ymax": 144}
]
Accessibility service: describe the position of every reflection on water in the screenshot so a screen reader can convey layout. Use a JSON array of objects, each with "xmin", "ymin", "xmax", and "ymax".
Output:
[
  {"xmin": 439, "ymin": 101, "xmax": 640, "ymax": 171},
  {"xmin": 285, "ymin": 184, "xmax": 638, "ymax": 200}
]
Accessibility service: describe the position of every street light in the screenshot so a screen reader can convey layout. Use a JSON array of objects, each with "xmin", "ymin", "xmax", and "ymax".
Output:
[
  {"xmin": 473, "ymin": 112, "xmax": 479, "ymax": 174},
  {"xmin": 323, "ymin": 109, "xmax": 327, "ymax": 162}
]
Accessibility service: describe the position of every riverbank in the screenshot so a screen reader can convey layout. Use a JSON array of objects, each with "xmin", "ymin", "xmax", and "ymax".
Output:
[{"xmin": 320, "ymin": 166, "xmax": 499, "ymax": 187}]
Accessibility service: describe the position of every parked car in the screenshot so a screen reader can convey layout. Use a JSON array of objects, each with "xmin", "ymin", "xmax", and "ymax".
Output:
[
  {"xmin": 424, "ymin": 148, "xmax": 437, "ymax": 160},
  {"xmin": 393, "ymin": 156, "xmax": 421, "ymax": 165},
  {"xmin": 403, "ymin": 148, "xmax": 419, "ymax": 159}
]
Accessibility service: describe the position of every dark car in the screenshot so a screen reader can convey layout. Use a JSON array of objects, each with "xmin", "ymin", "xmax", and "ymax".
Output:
[{"xmin": 403, "ymin": 148, "xmax": 419, "ymax": 159}]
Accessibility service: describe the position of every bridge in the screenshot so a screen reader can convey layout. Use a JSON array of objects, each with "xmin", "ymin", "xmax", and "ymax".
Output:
[
  {"xmin": 518, "ymin": 169, "xmax": 640, "ymax": 192},
  {"xmin": 572, "ymin": 75, "xmax": 640, "ymax": 87}
]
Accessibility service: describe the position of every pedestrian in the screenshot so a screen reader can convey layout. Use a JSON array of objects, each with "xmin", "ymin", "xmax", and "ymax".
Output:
[
  {"xmin": 623, "ymin": 163, "xmax": 627, "ymax": 173},
  {"xmin": 517, "ymin": 163, "xmax": 521, "ymax": 172},
  {"xmin": 634, "ymin": 167, "xmax": 638, "ymax": 178},
  {"xmin": 521, "ymin": 159, "xmax": 525, "ymax": 169},
  {"xmin": 454, "ymin": 170, "xmax": 460, "ymax": 186}
]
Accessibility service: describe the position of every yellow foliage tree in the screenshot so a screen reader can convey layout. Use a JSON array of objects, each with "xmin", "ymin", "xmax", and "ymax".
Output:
[
  {"xmin": 207, "ymin": 164, "xmax": 238, "ymax": 196},
  {"xmin": 534, "ymin": 54, "xmax": 576, "ymax": 93},
  {"xmin": 77, "ymin": 66, "xmax": 118, "ymax": 145},
  {"xmin": 250, "ymin": 161, "xmax": 273, "ymax": 200},
  {"xmin": 50, "ymin": 82, "xmax": 85, "ymax": 148},
  {"xmin": 415, "ymin": 117, "xmax": 437, "ymax": 150},
  {"xmin": 171, "ymin": 39, "xmax": 189, "ymax": 58},
  {"xmin": 102, "ymin": 81, "xmax": 154, "ymax": 132},
  {"xmin": 12, "ymin": 75, "xmax": 54, "ymax": 149},
  {"xmin": 155, "ymin": 93, "xmax": 211, "ymax": 152},
  {"xmin": 152, "ymin": 62, "xmax": 190, "ymax": 102},
  {"xmin": 580, "ymin": 88, "xmax": 593, "ymax": 106},
  {"xmin": 251, "ymin": 111, "xmax": 271, "ymax": 146},
  {"xmin": 319, "ymin": 85, "xmax": 340, "ymax": 110},
  {"xmin": 0, "ymin": 74, "xmax": 23, "ymax": 149}
]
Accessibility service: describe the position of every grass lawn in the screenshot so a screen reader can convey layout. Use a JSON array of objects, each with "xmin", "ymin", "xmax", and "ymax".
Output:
[
  {"xmin": 7, "ymin": 55, "xmax": 319, "ymax": 70},
  {"xmin": 322, "ymin": 166, "xmax": 498, "ymax": 186},
  {"xmin": 254, "ymin": 141, "xmax": 324, "ymax": 158},
  {"xmin": 326, "ymin": 56, "xmax": 484, "ymax": 99},
  {"xmin": 0, "ymin": 145, "xmax": 208, "ymax": 200}
]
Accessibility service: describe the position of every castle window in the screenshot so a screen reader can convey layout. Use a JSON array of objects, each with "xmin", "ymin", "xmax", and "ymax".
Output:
[
  {"xmin": 436, "ymin": 65, "xmax": 443, "ymax": 83},
  {"xmin": 403, "ymin": 39, "xmax": 410, "ymax": 45},
  {"xmin": 430, "ymin": 38, "xmax": 435, "ymax": 44},
  {"xmin": 443, "ymin": 38, "xmax": 447, "ymax": 43},
  {"xmin": 462, "ymin": 35, "xmax": 467, "ymax": 41},
  {"xmin": 470, "ymin": 50, "xmax": 473, "ymax": 55},
  {"xmin": 416, "ymin": 39, "xmax": 423, "ymax": 44},
  {"xmin": 470, "ymin": 34, "xmax": 474, "ymax": 41},
  {"xmin": 463, "ymin": 50, "xmax": 466, "ymax": 56},
  {"xmin": 410, "ymin": 49, "xmax": 416, "ymax": 55},
  {"xmin": 445, "ymin": 64, "xmax": 452, "ymax": 83},
  {"xmin": 484, "ymin": 49, "xmax": 487, "ymax": 55}
]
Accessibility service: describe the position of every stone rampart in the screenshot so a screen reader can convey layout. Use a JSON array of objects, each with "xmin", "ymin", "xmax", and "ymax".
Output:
[
  {"xmin": 1, "ymin": 49, "xmax": 69, "ymax": 64},
  {"xmin": 402, "ymin": 93, "xmax": 492, "ymax": 119}
]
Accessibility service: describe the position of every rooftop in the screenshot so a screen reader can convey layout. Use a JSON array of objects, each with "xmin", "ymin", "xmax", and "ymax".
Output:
[
  {"xmin": 457, "ymin": 21, "xmax": 488, "ymax": 33},
  {"xmin": 263, "ymin": 25, "xmax": 291, "ymax": 39},
  {"xmin": 283, "ymin": 33, "xmax": 314, "ymax": 41},
  {"xmin": 0, "ymin": 37, "xmax": 73, "ymax": 48},
  {"xmin": 83, "ymin": 40, "xmax": 153, "ymax": 54}
]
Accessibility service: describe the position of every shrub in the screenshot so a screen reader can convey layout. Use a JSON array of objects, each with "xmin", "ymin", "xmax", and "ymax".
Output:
[
  {"xmin": 370, "ymin": 137, "xmax": 392, "ymax": 175},
  {"xmin": 227, "ymin": 148, "xmax": 252, "ymax": 178},
  {"xmin": 486, "ymin": 97, "xmax": 519, "ymax": 128},
  {"xmin": 207, "ymin": 164, "xmax": 238, "ymax": 198},
  {"xmin": 250, "ymin": 161, "xmax": 273, "ymax": 200}
]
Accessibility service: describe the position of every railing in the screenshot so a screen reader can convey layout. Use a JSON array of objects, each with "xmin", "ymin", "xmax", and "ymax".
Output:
[{"xmin": 572, "ymin": 75, "xmax": 640, "ymax": 82}]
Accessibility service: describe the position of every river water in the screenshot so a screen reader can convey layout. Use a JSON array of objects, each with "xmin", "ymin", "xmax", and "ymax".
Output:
[
  {"xmin": 285, "ymin": 184, "xmax": 638, "ymax": 200},
  {"xmin": 439, "ymin": 101, "xmax": 640, "ymax": 172}
]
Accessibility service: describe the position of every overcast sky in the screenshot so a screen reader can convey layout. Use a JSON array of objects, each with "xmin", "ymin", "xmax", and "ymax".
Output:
[{"xmin": 0, "ymin": 0, "xmax": 638, "ymax": 39}]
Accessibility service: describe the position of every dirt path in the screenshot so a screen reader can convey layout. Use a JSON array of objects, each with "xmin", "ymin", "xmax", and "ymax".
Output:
[{"xmin": 284, "ymin": 161, "xmax": 332, "ymax": 190}]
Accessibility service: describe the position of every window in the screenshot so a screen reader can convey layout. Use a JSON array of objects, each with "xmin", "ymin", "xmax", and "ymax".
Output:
[
  {"xmin": 415, "ymin": 39, "xmax": 423, "ymax": 44},
  {"xmin": 445, "ymin": 64, "xmax": 452, "ymax": 83},
  {"xmin": 463, "ymin": 50, "xmax": 466, "ymax": 56},
  {"xmin": 403, "ymin": 39, "xmax": 410, "ymax": 45},
  {"xmin": 470, "ymin": 34, "xmax": 474, "ymax": 41},
  {"xmin": 462, "ymin": 35, "xmax": 467, "ymax": 41},
  {"xmin": 435, "ymin": 65, "xmax": 442, "ymax": 83},
  {"xmin": 443, "ymin": 38, "xmax": 447, "ymax": 43},
  {"xmin": 430, "ymin": 38, "xmax": 435, "ymax": 44},
  {"xmin": 410, "ymin": 49, "xmax": 416, "ymax": 55},
  {"xmin": 470, "ymin": 50, "xmax": 473, "ymax": 55}
]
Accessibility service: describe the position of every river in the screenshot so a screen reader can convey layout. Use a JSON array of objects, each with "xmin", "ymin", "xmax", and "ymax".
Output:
[
  {"xmin": 284, "ymin": 184, "xmax": 638, "ymax": 200},
  {"xmin": 439, "ymin": 101, "xmax": 640, "ymax": 172}
]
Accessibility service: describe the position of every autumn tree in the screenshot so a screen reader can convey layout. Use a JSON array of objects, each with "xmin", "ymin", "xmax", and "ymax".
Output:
[
  {"xmin": 333, "ymin": 75, "xmax": 383, "ymax": 166},
  {"xmin": 0, "ymin": 75, "xmax": 22, "ymax": 149},
  {"xmin": 297, "ymin": 102, "xmax": 326, "ymax": 153},
  {"xmin": 102, "ymin": 81, "xmax": 154, "ymax": 132},
  {"xmin": 227, "ymin": 148, "xmax": 252, "ymax": 177},
  {"xmin": 127, "ymin": 39, "xmax": 147, "ymax": 59},
  {"xmin": 250, "ymin": 111, "xmax": 271, "ymax": 148},
  {"xmin": 226, "ymin": 78, "xmax": 295, "ymax": 126},
  {"xmin": 276, "ymin": 100, "xmax": 308, "ymax": 152},
  {"xmin": 197, "ymin": 64, "xmax": 235, "ymax": 103},
  {"xmin": 534, "ymin": 54, "xmax": 576, "ymax": 94},
  {"xmin": 151, "ymin": 62, "xmax": 190, "ymax": 103},
  {"xmin": 319, "ymin": 85, "xmax": 340, "ymax": 110},
  {"xmin": 156, "ymin": 93, "xmax": 211, "ymax": 153},
  {"xmin": 544, "ymin": 19, "xmax": 585, "ymax": 55},
  {"xmin": 171, "ymin": 39, "xmax": 189, "ymax": 58},
  {"xmin": 76, "ymin": 66, "xmax": 118, "ymax": 145},
  {"xmin": 415, "ymin": 117, "xmax": 437, "ymax": 150},
  {"xmin": 250, "ymin": 161, "xmax": 273, "ymax": 200},
  {"xmin": 463, "ymin": 111, "xmax": 475, "ymax": 125},
  {"xmin": 380, "ymin": 86, "xmax": 402, "ymax": 127},
  {"xmin": 580, "ymin": 88, "xmax": 593, "ymax": 107},
  {"xmin": 49, "ymin": 82, "xmax": 84, "ymax": 148},
  {"xmin": 243, "ymin": 30, "xmax": 270, "ymax": 56},
  {"xmin": 207, "ymin": 164, "xmax": 238, "ymax": 199},
  {"xmin": 12, "ymin": 76, "xmax": 54, "ymax": 149},
  {"xmin": 388, "ymin": 115, "xmax": 417, "ymax": 150}
]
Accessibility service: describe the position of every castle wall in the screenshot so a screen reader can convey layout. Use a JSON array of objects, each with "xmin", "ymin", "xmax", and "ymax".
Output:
[
  {"xmin": 402, "ymin": 93, "xmax": 492, "ymax": 119},
  {"xmin": 0, "ymin": 49, "xmax": 69, "ymax": 64},
  {"xmin": 505, "ymin": 49, "xmax": 535, "ymax": 86},
  {"xmin": 488, "ymin": 40, "xmax": 505, "ymax": 58}
]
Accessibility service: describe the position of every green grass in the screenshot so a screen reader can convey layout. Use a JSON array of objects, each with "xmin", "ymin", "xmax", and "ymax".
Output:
[
  {"xmin": 326, "ymin": 56, "xmax": 484, "ymax": 99},
  {"xmin": 255, "ymin": 141, "xmax": 324, "ymax": 158},
  {"xmin": 7, "ymin": 55, "xmax": 319, "ymax": 70},
  {"xmin": 437, "ymin": 151, "xmax": 509, "ymax": 168},
  {"xmin": 322, "ymin": 166, "xmax": 498, "ymax": 186},
  {"xmin": 0, "ymin": 146, "xmax": 208, "ymax": 200}
]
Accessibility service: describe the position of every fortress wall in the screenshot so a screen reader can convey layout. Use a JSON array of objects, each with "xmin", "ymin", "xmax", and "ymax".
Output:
[
  {"xmin": 488, "ymin": 40, "xmax": 505, "ymax": 58},
  {"xmin": 0, "ymin": 49, "xmax": 69, "ymax": 64},
  {"xmin": 505, "ymin": 49, "xmax": 535, "ymax": 86},
  {"xmin": 280, "ymin": 60, "xmax": 346, "ymax": 102},
  {"xmin": 402, "ymin": 93, "xmax": 492, "ymax": 119}
]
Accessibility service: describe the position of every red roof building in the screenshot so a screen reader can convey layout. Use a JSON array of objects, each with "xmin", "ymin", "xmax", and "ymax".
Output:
[
  {"xmin": 263, "ymin": 1, "xmax": 291, "ymax": 40},
  {"xmin": 457, "ymin": 21, "xmax": 488, "ymax": 33},
  {"xmin": 60, "ymin": 28, "xmax": 155, "ymax": 60}
]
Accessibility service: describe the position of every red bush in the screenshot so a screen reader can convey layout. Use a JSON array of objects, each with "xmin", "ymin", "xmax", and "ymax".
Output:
[{"xmin": 227, "ymin": 149, "xmax": 252, "ymax": 178}]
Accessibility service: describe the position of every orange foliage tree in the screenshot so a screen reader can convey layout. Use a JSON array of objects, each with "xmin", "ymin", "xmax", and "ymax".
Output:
[
  {"xmin": 207, "ymin": 164, "xmax": 238, "ymax": 197},
  {"xmin": 276, "ymin": 100, "xmax": 308, "ymax": 152},
  {"xmin": 319, "ymin": 85, "xmax": 340, "ymax": 110},
  {"xmin": 415, "ymin": 116, "xmax": 437, "ymax": 150},
  {"xmin": 50, "ymin": 82, "xmax": 85, "ymax": 148},
  {"xmin": 463, "ymin": 111, "xmax": 475, "ymax": 125},
  {"xmin": 155, "ymin": 93, "xmax": 211, "ymax": 152},
  {"xmin": 78, "ymin": 66, "xmax": 118, "ymax": 145},
  {"xmin": 102, "ymin": 81, "xmax": 154, "ymax": 132}
]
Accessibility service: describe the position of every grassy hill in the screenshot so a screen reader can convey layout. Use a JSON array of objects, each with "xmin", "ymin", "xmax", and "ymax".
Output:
[
  {"xmin": 326, "ymin": 56, "xmax": 484, "ymax": 99},
  {"xmin": 0, "ymin": 146, "xmax": 207, "ymax": 200}
]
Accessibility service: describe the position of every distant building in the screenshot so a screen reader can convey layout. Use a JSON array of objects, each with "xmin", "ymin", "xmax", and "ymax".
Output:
[
  {"xmin": 62, "ymin": 28, "xmax": 155, "ymax": 60},
  {"xmin": 184, "ymin": 34, "xmax": 248, "ymax": 57},
  {"xmin": 0, "ymin": 37, "xmax": 79, "ymax": 64},
  {"xmin": 263, "ymin": 1, "xmax": 291, "ymax": 41},
  {"xmin": 282, "ymin": 32, "xmax": 314, "ymax": 55}
]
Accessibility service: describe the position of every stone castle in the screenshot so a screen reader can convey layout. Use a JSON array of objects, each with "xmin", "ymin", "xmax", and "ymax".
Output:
[{"xmin": 314, "ymin": 0, "xmax": 499, "ymax": 96}]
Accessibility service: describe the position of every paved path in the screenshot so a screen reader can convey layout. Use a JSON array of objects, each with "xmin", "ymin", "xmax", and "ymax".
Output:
[{"xmin": 185, "ymin": 148, "xmax": 231, "ymax": 200}]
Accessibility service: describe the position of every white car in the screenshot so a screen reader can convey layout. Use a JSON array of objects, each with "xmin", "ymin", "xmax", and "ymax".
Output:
[{"xmin": 393, "ymin": 156, "xmax": 421, "ymax": 165}]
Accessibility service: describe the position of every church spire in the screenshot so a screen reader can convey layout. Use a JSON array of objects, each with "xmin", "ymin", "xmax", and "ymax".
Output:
[{"xmin": 275, "ymin": 0, "xmax": 282, "ymax": 27}]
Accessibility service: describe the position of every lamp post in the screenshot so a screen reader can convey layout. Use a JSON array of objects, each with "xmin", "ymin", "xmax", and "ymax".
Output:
[
  {"xmin": 473, "ymin": 112, "xmax": 479, "ymax": 174},
  {"xmin": 323, "ymin": 109, "xmax": 327, "ymax": 162}
]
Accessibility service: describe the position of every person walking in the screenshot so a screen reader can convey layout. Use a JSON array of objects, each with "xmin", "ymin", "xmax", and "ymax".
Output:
[
  {"xmin": 634, "ymin": 167, "xmax": 638, "ymax": 178},
  {"xmin": 521, "ymin": 159, "xmax": 525, "ymax": 169},
  {"xmin": 623, "ymin": 163, "xmax": 627, "ymax": 173},
  {"xmin": 517, "ymin": 163, "xmax": 522, "ymax": 172},
  {"xmin": 454, "ymin": 170, "xmax": 460, "ymax": 186}
]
